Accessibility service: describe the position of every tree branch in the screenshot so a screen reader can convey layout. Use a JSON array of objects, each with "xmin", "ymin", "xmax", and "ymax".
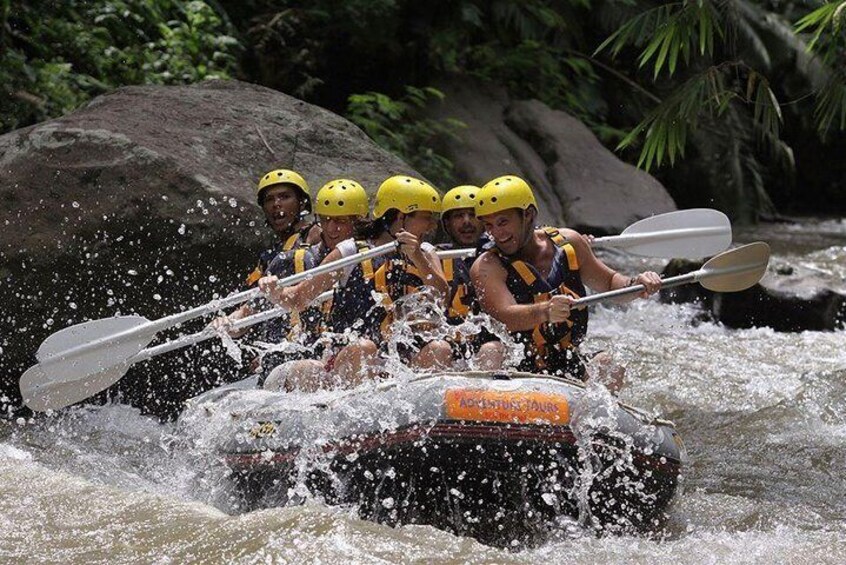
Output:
[{"xmin": 564, "ymin": 48, "xmax": 662, "ymax": 104}]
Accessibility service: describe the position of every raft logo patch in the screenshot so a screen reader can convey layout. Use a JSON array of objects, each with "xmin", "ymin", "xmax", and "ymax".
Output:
[
  {"xmin": 444, "ymin": 389, "xmax": 570, "ymax": 425},
  {"xmin": 249, "ymin": 422, "xmax": 277, "ymax": 439}
]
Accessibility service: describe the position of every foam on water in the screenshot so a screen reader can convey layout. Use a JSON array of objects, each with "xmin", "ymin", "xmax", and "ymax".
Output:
[{"xmin": 3, "ymin": 223, "xmax": 846, "ymax": 562}]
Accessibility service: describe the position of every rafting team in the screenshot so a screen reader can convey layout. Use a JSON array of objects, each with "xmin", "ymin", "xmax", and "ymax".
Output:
[{"xmin": 215, "ymin": 170, "xmax": 662, "ymax": 393}]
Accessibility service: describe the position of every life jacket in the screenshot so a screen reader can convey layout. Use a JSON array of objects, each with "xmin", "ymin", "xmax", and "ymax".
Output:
[
  {"xmin": 328, "ymin": 241, "xmax": 386, "ymax": 342},
  {"xmin": 372, "ymin": 252, "xmax": 429, "ymax": 339},
  {"xmin": 299, "ymin": 241, "xmax": 333, "ymax": 336},
  {"xmin": 261, "ymin": 243, "xmax": 320, "ymax": 344},
  {"xmin": 491, "ymin": 227, "xmax": 588, "ymax": 377},
  {"xmin": 436, "ymin": 243, "xmax": 477, "ymax": 324},
  {"xmin": 245, "ymin": 230, "xmax": 307, "ymax": 287}
]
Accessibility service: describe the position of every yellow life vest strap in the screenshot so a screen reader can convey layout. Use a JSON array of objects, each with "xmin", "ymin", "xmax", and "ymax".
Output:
[
  {"xmin": 362, "ymin": 259, "xmax": 374, "ymax": 280},
  {"xmin": 443, "ymin": 257, "xmax": 454, "ymax": 282},
  {"xmin": 293, "ymin": 249, "xmax": 306, "ymax": 274},
  {"xmin": 373, "ymin": 262, "xmax": 392, "ymax": 304},
  {"xmin": 245, "ymin": 263, "xmax": 262, "ymax": 286},
  {"xmin": 282, "ymin": 232, "xmax": 300, "ymax": 251},
  {"xmin": 352, "ymin": 240, "xmax": 376, "ymax": 280},
  {"xmin": 542, "ymin": 227, "xmax": 579, "ymax": 270},
  {"xmin": 449, "ymin": 286, "xmax": 470, "ymax": 318},
  {"xmin": 511, "ymin": 260, "xmax": 537, "ymax": 285}
]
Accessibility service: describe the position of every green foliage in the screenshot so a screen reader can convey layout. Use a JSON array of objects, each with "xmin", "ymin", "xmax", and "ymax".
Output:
[
  {"xmin": 795, "ymin": 1, "xmax": 846, "ymax": 53},
  {"xmin": 596, "ymin": 0, "xmax": 846, "ymax": 181},
  {"xmin": 596, "ymin": 1, "xmax": 719, "ymax": 78},
  {"xmin": 223, "ymin": 0, "xmax": 600, "ymax": 120},
  {"xmin": 6, "ymin": 0, "xmax": 845, "ymax": 217},
  {"xmin": 0, "ymin": 0, "xmax": 240, "ymax": 133},
  {"xmin": 618, "ymin": 64, "xmax": 782, "ymax": 171},
  {"xmin": 346, "ymin": 86, "xmax": 465, "ymax": 186},
  {"xmin": 438, "ymin": 0, "xmax": 602, "ymax": 118},
  {"xmin": 796, "ymin": 1, "xmax": 846, "ymax": 135}
]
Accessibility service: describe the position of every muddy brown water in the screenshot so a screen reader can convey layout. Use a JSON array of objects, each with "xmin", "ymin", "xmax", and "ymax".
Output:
[{"xmin": 2, "ymin": 219, "xmax": 845, "ymax": 563}]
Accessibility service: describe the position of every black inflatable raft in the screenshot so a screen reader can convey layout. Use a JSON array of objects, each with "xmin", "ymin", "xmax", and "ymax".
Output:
[{"xmin": 180, "ymin": 371, "xmax": 686, "ymax": 548}]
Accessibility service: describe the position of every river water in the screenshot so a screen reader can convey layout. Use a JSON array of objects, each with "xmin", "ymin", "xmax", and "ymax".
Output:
[{"xmin": 2, "ymin": 219, "xmax": 845, "ymax": 563}]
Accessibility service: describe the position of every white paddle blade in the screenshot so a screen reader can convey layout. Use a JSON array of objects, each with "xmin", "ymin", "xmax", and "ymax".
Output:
[
  {"xmin": 20, "ymin": 361, "xmax": 132, "ymax": 412},
  {"xmin": 36, "ymin": 316, "xmax": 152, "ymax": 362},
  {"xmin": 22, "ymin": 323, "xmax": 155, "ymax": 412},
  {"xmin": 700, "ymin": 242, "xmax": 770, "ymax": 292},
  {"xmin": 612, "ymin": 208, "xmax": 732, "ymax": 258}
]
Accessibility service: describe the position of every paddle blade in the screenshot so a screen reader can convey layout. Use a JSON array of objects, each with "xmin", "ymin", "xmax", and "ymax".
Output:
[
  {"xmin": 615, "ymin": 208, "xmax": 732, "ymax": 258},
  {"xmin": 20, "ymin": 361, "xmax": 132, "ymax": 412},
  {"xmin": 23, "ymin": 316, "xmax": 156, "ymax": 412},
  {"xmin": 700, "ymin": 242, "xmax": 770, "ymax": 292},
  {"xmin": 36, "ymin": 316, "xmax": 152, "ymax": 362}
]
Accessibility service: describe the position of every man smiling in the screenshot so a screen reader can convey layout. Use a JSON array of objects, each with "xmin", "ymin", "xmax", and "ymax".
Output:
[{"xmin": 471, "ymin": 175, "xmax": 662, "ymax": 384}]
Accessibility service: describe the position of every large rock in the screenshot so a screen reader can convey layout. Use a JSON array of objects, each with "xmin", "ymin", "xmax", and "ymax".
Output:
[
  {"xmin": 0, "ymin": 79, "xmax": 417, "ymax": 419},
  {"xmin": 661, "ymin": 257, "xmax": 846, "ymax": 331},
  {"xmin": 427, "ymin": 78, "xmax": 676, "ymax": 232}
]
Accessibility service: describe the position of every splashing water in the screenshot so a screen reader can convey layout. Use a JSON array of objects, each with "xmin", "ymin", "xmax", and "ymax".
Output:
[{"xmin": 3, "ymin": 220, "xmax": 846, "ymax": 562}]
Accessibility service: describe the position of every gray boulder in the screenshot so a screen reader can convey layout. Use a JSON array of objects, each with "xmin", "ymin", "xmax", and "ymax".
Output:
[
  {"xmin": 661, "ymin": 257, "xmax": 846, "ymax": 331},
  {"xmin": 0, "ymin": 79, "xmax": 416, "ymax": 419},
  {"xmin": 427, "ymin": 77, "xmax": 677, "ymax": 232}
]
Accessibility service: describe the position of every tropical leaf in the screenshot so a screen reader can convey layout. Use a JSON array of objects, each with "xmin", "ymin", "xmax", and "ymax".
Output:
[
  {"xmin": 814, "ymin": 73, "xmax": 846, "ymax": 134},
  {"xmin": 595, "ymin": 0, "xmax": 719, "ymax": 78},
  {"xmin": 619, "ymin": 63, "xmax": 783, "ymax": 171}
]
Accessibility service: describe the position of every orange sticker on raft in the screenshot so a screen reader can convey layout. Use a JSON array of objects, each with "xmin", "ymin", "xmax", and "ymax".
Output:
[{"xmin": 444, "ymin": 389, "xmax": 570, "ymax": 425}]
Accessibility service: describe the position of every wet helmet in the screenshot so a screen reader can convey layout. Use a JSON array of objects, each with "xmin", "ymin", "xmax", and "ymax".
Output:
[
  {"xmin": 314, "ymin": 179, "xmax": 369, "ymax": 217},
  {"xmin": 256, "ymin": 169, "xmax": 311, "ymax": 211},
  {"xmin": 475, "ymin": 175, "xmax": 537, "ymax": 217},
  {"xmin": 373, "ymin": 175, "xmax": 441, "ymax": 219},
  {"xmin": 441, "ymin": 185, "xmax": 480, "ymax": 215}
]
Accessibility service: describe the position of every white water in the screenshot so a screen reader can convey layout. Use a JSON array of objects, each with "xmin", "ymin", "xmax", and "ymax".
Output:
[{"xmin": 3, "ymin": 221, "xmax": 846, "ymax": 563}]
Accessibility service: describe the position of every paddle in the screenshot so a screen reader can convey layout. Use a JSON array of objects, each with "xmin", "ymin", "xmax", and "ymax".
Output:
[
  {"xmin": 571, "ymin": 242, "xmax": 770, "ymax": 307},
  {"xmin": 21, "ymin": 242, "xmax": 767, "ymax": 413},
  {"xmin": 20, "ymin": 242, "xmax": 397, "ymax": 411},
  {"xmin": 436, "ymin": 208, "xmax": 732, "ymax": 260},
  {"xmin": 20, "ymin": 290, "xmax": 335, "ymax": 412}
]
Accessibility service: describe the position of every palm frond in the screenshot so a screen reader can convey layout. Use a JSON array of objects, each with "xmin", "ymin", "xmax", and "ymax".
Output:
[
  {"xmin": 723, "ymin": 0, "xmax": 772, "ymax": 71},
  {"xmin": 796, "ymin": 1, "xmax": 846, "ymax": 54},
  {"xmin": 620, "ymin": 64, "xmax": 783, "ymax": 171},
  {"xmin": 814, "ymin": 72, "xmax": 846, "ymax": 135},
  {"xmin": 596, "ymin": 0, "xmax": 720, "ymax": 79},
  {"xmin": 795, "ymin": 2, "xmax": 846, "ymax": 135}
]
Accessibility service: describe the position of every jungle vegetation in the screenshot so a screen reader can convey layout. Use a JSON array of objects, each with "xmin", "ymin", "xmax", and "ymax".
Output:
[{"xmin": 2, "ymin": 0, "xmax": 846, "ymax": 219}]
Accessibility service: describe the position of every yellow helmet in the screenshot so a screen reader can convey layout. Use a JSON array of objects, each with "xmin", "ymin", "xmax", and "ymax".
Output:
[
  {"xmin": 256, "ymin": 169, "xmax": 311, "ymax": 210},
  {"xmin": 373, "ymin": 175, "xmax": 441, "ymax": 219},
  {"xmin": 475, "ymin": 175, "xmax": 537, "ymax": 217},
  {"xmin": 441, "ymin": 185, "xmax": 480, "ymax": 215},
  {"xmin": 315, "ymin": 179, "xmax": 369, "ymax": 217}
]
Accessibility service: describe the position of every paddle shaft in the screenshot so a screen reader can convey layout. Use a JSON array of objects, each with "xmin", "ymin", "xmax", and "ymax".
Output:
[
  {"xmin": 572, "ymin": 261, "xmax": 758, "ymax": 308},
  {"xmin": 434, "ymin": 222, "xmax": 730, "ymax": 260},
  {"xmin": 135, "ymin": 290, "xmax": 335, "ymax": 361},
  {"xmin": 436, "ymin": 248, "xmax": 475, "ymax": 260},
  {"xmin": 134, "ymin": 246, "xmax": 769, "ymax": 361},
  {"xmin": 591, "ymin": 226, "xmax": 728, "ymax": 248},
  {"xmin": 40, "ymin": 242, "xmax": 397, "ymax": 366}
]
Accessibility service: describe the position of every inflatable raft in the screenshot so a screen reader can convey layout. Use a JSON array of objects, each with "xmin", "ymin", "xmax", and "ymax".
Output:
[{"xmin": 180, "ymin": 371, "xmax": 686, "ymax": 547}]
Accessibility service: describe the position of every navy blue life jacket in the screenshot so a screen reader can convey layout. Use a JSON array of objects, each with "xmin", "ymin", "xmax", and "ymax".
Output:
[
  {"xmin": 328, "ymin": 241, "xmax": 387, "ymax": 342},
  {"xmin": 371, "ymin": 252, "xmax": 431, "ymax": 340},
  {"xmin": 261, "ymin": 244, "xmax": 320, "ymax": 344},
  {"xmin": 436, "ymin": 242, "xmax": 482, "ymax": 324},
  {"xmin": 490, "ymin": 227, "xmax": 588, "ymax": 377},
  {"xmin": 244, "ymin": 227, "xmax": 310, "ymax": 288},
  {"xmin": 297, "ymin": 241, "xmax": 334, "ymax": 338}
]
